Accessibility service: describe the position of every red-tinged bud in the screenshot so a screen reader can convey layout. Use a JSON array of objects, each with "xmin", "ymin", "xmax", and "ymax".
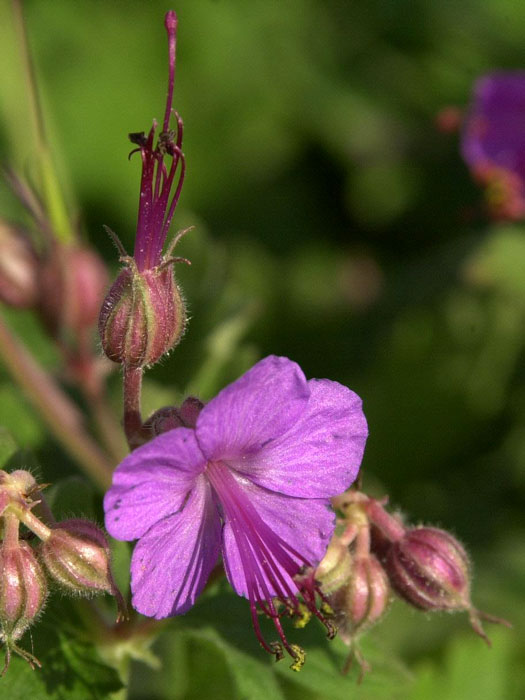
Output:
[
  {"xmin": 384, "ymin": 527, "xmax": 471, "ymax": 612},
  {"xmin": 0, "ymin": 538, "xmax": 47, "ymax": 673},
  {"xmin": 0, "ymin": 541, "xmax": 47, "ymax": 640},
  {"xmin": 384, "ymin": 526, "xmax": 511, "ymax": 643},
  {"xmin": 179, "ymin": 396, "xmax": 204, "ymax": 428},
  {"xmin": 99, "ymin": 260, "xmax": 185, "ymax": 369},
  {"xmin": 331, "ymin": 553, "xmax": 390, "ymax": 642},
  {"xmin": 38, "ymin": 244, "xmax": 108, "ymax": 337},
  {"xmin": 143, "ymin": 406, "xmax": 185, "ymax": 437},
  {"xmin": 435, "ymin": 106, "xmax": 463, "ymax": 133},
  {"xmin": 0, "ymin": 221, "xmax": 39, "ymax": 309},
  {"xmin": 39, "ymin": 519, "xmax": 126, "ymax": 618},
  {"xmin": 143, "ymin": 396, "xmax": 204, "ymax": 437}
]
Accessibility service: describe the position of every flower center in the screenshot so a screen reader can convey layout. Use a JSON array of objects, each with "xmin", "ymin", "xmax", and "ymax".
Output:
[{"xmin": 206, "ymin": 460, "xmax": 335, "ymax": 670}]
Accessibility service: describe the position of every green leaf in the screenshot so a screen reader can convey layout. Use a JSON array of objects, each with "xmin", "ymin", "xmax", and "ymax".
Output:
[
  {"xmin": 0, "ymin": 428, "xmax": 19, "ymax": 469},
  {"xmin": 45, "ymin": 476, "xmax": 98, "ymax": 522},
  {"xmin": 2, "ymin": 622, "xmax": 122, "ymax": 700},
  {"xmin": 0, "ymin": 429, "xmax": 41, "ymax": 477},
  {"xmin": 177, "ymin": 590, "xmax": 410, "ymax": 700},
  {"xmin": 182, "ymin": 626, "xmax": 285, "ymax": 700},
  {"xmin": 406, "ymin": 629, "xmax": 514, "ymax": 700}
]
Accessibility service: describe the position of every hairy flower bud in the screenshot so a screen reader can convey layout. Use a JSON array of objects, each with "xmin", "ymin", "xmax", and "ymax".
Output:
[
  {"xmin": 39, "ymin": 244, "xmax": 108, "ymax": 337},
  {"xmin": 382, "ymin": 526, "xmax": 511, "ymax": 642},
  {"xmin": 99, "ymin": 261, "xmax": 185, "ymax": 369},
  {"xmin": 0, "ymin": 221, "xmax": 39, "ymax": 309},
  {"xmin": 0, "ymin": 538, "xmax": 47, "ymax": 673},
  {"xmin": 39, "ymin": 519, "xmax": 121, "ymax": 602},
  {"xmin": 383, "ymin": 526, "xmax": 471, "ymax": 613},
  {"xmin": 332, "ymin": 553, "xmax": 390, "ymax": 641},
  {"xmin": 0, "ymin": 541, "xmax": 47, "ymax": 640}
]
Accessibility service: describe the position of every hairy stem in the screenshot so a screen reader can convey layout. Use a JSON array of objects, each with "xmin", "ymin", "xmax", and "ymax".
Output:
[{"xmin": 123, "ymin": 366, "xmax": 145, "ymax": 450}]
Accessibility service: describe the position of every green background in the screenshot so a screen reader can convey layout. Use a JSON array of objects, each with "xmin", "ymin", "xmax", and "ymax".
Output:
[{"xmin": 0, "ymin": 0, "xmax": 524, "ymax": 697}]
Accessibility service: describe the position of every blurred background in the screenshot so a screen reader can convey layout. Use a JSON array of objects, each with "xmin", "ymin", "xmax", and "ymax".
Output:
[{"xmin": 0, "ymin": 0, "xmax": 524, "ymax": 698}]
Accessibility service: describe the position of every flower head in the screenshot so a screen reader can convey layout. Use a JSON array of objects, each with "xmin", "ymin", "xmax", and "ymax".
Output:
[
  {"xmin": 462, "ymin": 73, "xmax": 525, "ymax": 219},
  {"xmin": 99, "ymin": 11, "xmax": 188, "ymax": 368},
  {"xmin": 104, "ymin": 356, "xmax": 367, "ymax": 666}
]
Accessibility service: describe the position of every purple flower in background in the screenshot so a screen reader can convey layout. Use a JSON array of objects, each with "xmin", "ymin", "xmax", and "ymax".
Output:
[
  {"xmin": 104, "ymin": 356, "xmax": 367, "ymax": 666},
  {"xmin": 462, "ymin": 73, "xmax": 525, "ymax": 220}
]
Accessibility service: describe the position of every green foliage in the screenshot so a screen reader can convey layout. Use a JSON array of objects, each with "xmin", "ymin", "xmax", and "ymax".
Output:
[
  {"xmin": 0, "ymin": 0, "xmax": 524, "ymax": 697},
  {"xmin": 407, "ymin": 630, "xmax": 515, "ymax": 700},
  {"xmin": 2, "ymin": 599, "xmax": 122, "ymax": 700}
]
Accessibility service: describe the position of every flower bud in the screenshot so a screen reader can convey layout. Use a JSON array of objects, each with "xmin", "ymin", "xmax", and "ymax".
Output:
[
  {"xmin": 0, "ymin": 540, "xmax": 47, "ymax": 646},
  {"xmin": 39, "ymin": 519, "xmax": 119, "ymax": 599},
  {"xmin": 38, "ymin": 244, "xmax": 108, "ymax": 337},
  {"xmin": 0, "ymin": 221, "xmax": 39, "ymax": 309},
  {"xmin": 99, "ymin": 262, "xmax": 185, "ymax": 369},
  {"xmin": 332, "ymin": 553, "xmax": 390, "ymax": 641},
  {"xmin": 143, "ymin": 396, "xmax": 204, "ymax": 437},
  {"xmin": 383, "ymin": 526, "xmax": 471, "ymax": 613}
]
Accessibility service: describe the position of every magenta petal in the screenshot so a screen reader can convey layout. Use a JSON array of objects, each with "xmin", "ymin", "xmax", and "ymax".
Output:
[
  {"xmin": 237, "ymin": 378, "xmax": 367, "ymax": 498},
  {"xmin": 195, "ymin": 356, "xmax": 309, "ymax": 461},
  {"xmin": 462, "ymin": 73, "xmax": 525, "ymax": 176},
  {"xmin": 130, "ymin": 476, "xmax": 221, "ymax": 618},
  {"xmin": 104, "ymin": 427, "xmax": 205, "ymax": 540},
  {"xmin": 221, "ymin": 477, "xmax": 335, "ymax": 598}
]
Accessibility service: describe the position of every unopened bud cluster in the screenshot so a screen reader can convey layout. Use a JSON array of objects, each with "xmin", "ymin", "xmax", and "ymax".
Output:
[
  {"xmin": 0, "ymin": 220, "xmax": 108, "ymax": 342},
  {"xmin": 0, "ymin": 469, "xmax": 125, "ymax": 673},
  {"xmin": 317, "ymin": 489, "xmax": 509, "ymax": 680}
]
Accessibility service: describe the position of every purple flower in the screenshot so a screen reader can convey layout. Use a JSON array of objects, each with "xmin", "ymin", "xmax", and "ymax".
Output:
[
  {"xmin": 461, "ymin": 73, "xmax": 525, "ymax": 219},
  {"xmin": 104, "ymin": 356, "xmax": 367, "ymax": 665}
]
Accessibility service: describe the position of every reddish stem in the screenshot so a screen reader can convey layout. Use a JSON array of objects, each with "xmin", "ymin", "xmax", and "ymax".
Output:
[{"xmin": 123, "ymin": 366, "xmax": 145, "ymax": 450}]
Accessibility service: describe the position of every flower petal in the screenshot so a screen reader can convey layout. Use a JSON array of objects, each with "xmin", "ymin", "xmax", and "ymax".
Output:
[
  {"xmin": 104, "ymin": 427, "xmax": 205, "ymax": 540},
  {"xmin": 220, "ymin": 476, "xmax": 335, "ymax": 599},
  {"xmin": 462, "ymin": 74, "xmax": 525, "ymax": 176},
  {"xmin": 131, "ymin": 476, "xmax": 221, "ymax": 617},
  {"xmin": 236, "ymin": 378, "xmax": 367, "ymax": 498},
  {"xmin": 195, "ymin": 355, "xmax": 310, "ymax": 461}
]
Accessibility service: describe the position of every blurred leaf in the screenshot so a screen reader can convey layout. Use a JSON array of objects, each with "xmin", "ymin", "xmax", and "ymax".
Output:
[
  {"xmin": 406, "ymin": 630, "xmax": 514, "ymax": 700},
  {"xmin": 0, "ymin": 382, "xmax": 46, "ymax": 449},
  {"xmin": 463, "ymin": 225, "xmax": 525, "ymax": 304},
  {"xmin": 182, "ymin": 627, "xmax": 285, "ymax": 700},
  {"xmin": 5, "ymin": 623, "xmax": 122, "ymax": 700},
  {"xmin": 185, "ymin": 303, "xmax": 258, "ymax": 399},
  {"xmin": 177, "ymin": 590, "xmax": 410, "ymax": 699},
  {"xmin": 45, "ymin": 476, "xmax": 97, "ymax": 521},
  {"xmin": 0, "ymin": 427, "xmax": 19, "ymax": 468}
]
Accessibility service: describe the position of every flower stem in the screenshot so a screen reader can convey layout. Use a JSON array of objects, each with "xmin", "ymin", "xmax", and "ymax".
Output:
[
  {"xmin": 9, "ymin": 504, "xmax": 51, "ymax": 541},
  {"xmin": 123, "ymin": 367, "xmax": 145, "ymax": 450},
  {"xmin": 69, "ymin": 331, "xmax": 127, "ymax": 463},
  {"xmin": 0, "ymin": 312, "xmax": 112, "ymax": 489},
  {"xmin": 365, "ymin": 499, "xmax": 405, "ymax": 542}
]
